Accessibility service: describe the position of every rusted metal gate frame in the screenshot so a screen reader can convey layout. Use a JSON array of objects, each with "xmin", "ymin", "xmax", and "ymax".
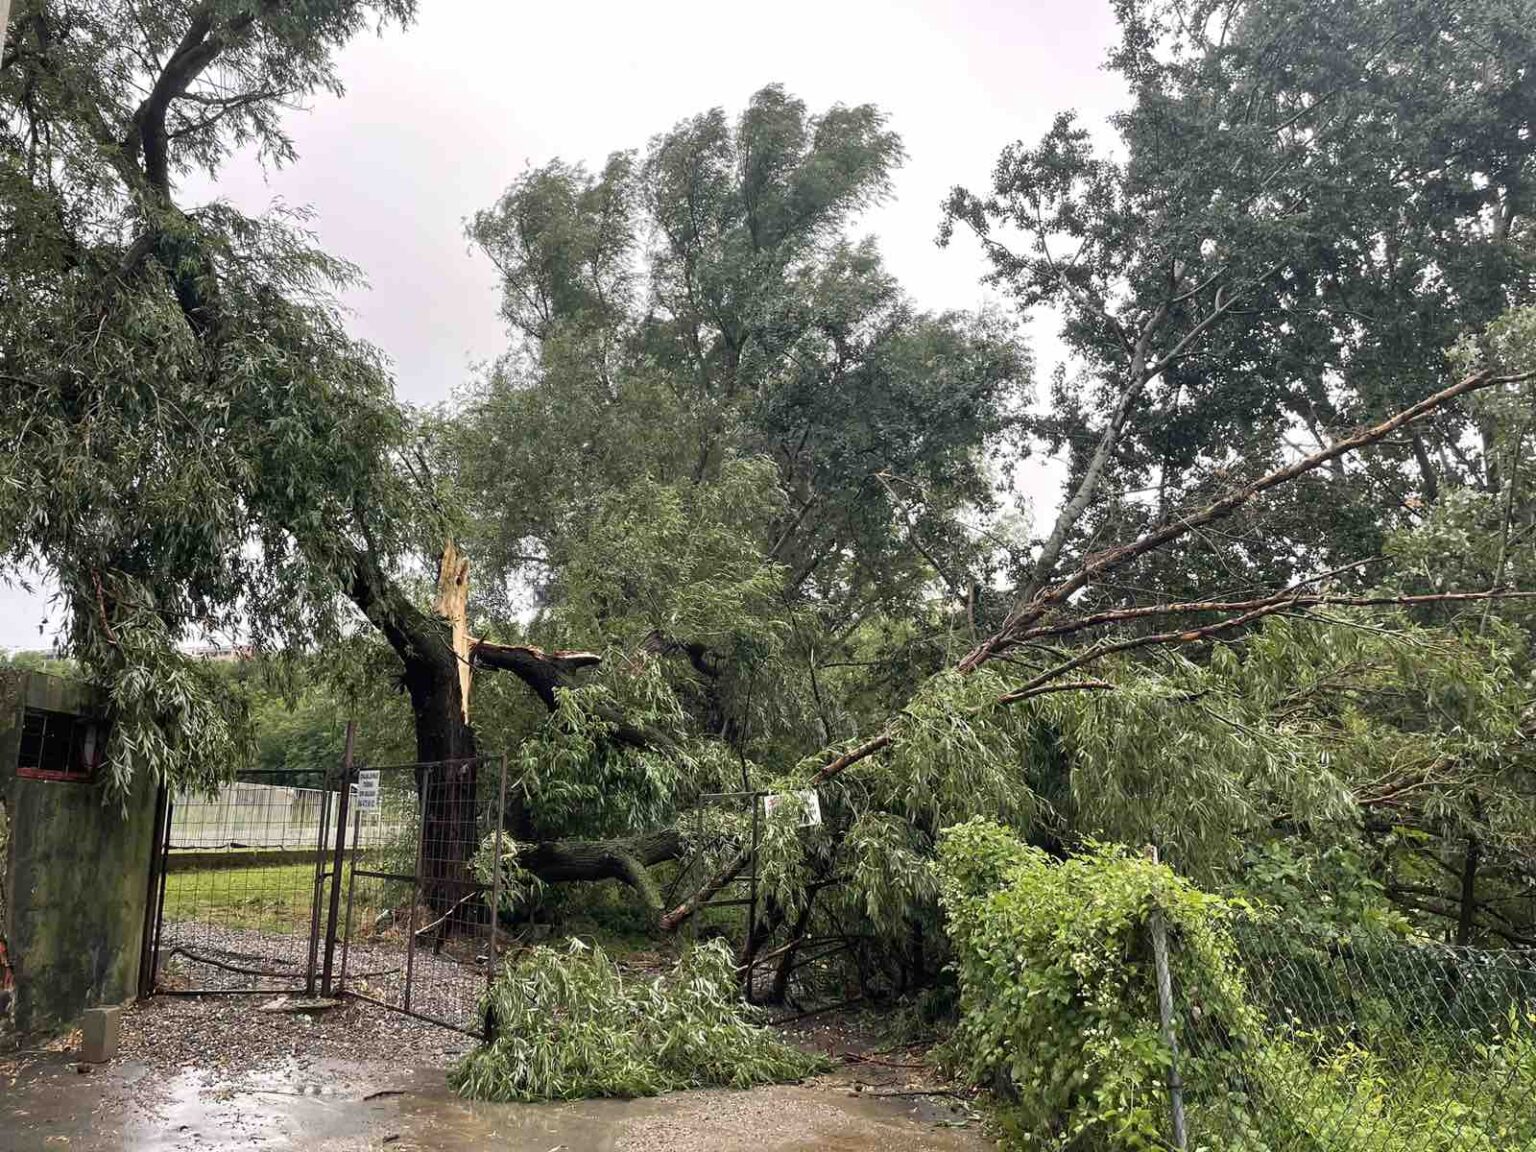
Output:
[
  {"xmin": 143, "ymin": 741, "xmax": 511, "ymax": 1039},
  {"xmin": 667, "ymin": 790, "xmax": 766, "ymax": 998},
  {"xmin": 141, "ymin": 745, "xmax": 357, "ymax": 999},
  {"xmin": 335, "ymin": 754, "xmax": 509, "ymax": 1037}
]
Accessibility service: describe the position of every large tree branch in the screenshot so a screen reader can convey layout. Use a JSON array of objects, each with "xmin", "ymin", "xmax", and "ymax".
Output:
[
  {"xmin": 652, "ymin": 372, "xmax": 1534, "ymax": 933},
  {"xmin": 1017, "ymin": 587, "xmax": 1536, "ymax": 647},
  {"xmin": 471, "ymin": 639, "xmax": 602, "ymax": 710},
  {"xmin": 474, "ymin": 636, "xmax": 670, "ymax": 751},
  {"xmin": 130, "ymin": 3, "xmax": 270, "ymax": 193},
  {"xmin": 996, "ymin": 589, "xmax": 1536, "ymax": 703},
  {"xmin": 346, "ymin": 545, "xmax": 453, "ymax": 677},
  {"xmin": 961, "ymin": 366, "xmax": 1534, "ymax": 671},
  {"xmin": 661, "ymin": 846, "xmax": 752, "ymax": 932},
  {"xmin": 786, "ymin": 373, "xmax": 1530, "ymax": 801},
  {"xmin": 799, "ymin": 587, "xmax": 1534, "ymax": 796},
  {"xmin": 520, "ymin": 829, "xmax": 682, "ymax": 912}
]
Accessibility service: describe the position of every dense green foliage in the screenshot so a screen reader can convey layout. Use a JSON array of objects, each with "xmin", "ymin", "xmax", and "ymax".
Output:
[
  {"xmin": 452, "ymin": 85, "xmax": 1027, "ymax": 771},
  {"xmin": 937, "ymin": 821, "xmax": 1536, "ymax": 1151},
  {"xmin": 944, "ymin": 0, "xmax": 1536, "ymax": 603},
  {"xmin": 938, "ymin": 821, "xmax": 1250, "ymax": 1148},
  {"xmin": 4, "ymin": 1, "xmax": 1535, "ymax": 1130},
  {"xmin": 1, "ymin": 1, "xmax": 431, "ymax": 792},
  {"xmin": 449, "ymin": 939, "xmax": 825, "ymax": 1101}
]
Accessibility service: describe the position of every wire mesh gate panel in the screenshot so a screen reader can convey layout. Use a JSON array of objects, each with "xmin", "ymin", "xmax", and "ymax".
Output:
[
  {"xmin": 147, "ymin": 767, "xmax": 355, "ymax": 994},
  {"xmin": 336, "ymin": 757, "xmax": 509, "ymax": 1035}
]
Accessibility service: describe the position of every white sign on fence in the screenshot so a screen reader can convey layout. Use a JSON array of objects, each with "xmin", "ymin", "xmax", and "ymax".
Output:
[
  {"xmin": 762, "ymin": 788, "xmax": 822, "ymax": 827},
  {"xmin": 354, "ymin": 770, "xmax": 381, "ymax": 812}
]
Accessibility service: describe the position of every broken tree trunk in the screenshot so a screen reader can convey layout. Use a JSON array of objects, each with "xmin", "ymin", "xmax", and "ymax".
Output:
[
  {"xmin": 435, "ymin": 540, "xmax": 473, "ymax": 723},
  {"xmin": 519, "ymin": 829, "xmax": 682, "ymax": 912},
  {"xmin": 346, "ymin": 540, "xmax": 691, "ymax": 921},
  {"xmin": 346, "ymin": 543, "xmax": 480, "ymax": 916}
]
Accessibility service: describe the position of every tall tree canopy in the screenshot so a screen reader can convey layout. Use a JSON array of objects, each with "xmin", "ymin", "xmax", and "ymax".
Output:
[
  {"xmin": 1, "ymin": 0, "xmax": 426, "ymax": 790},
  {"xmin": 2, "ymin": 0, "xmax": 1531, "ymax": 983},
  {"xmin": 454, "ymin": 86, "xmax": 1030, "ymax": 772},
  {"xmin": 943, "ymin": 0, "xmax": 1536, "ymax": 610}
]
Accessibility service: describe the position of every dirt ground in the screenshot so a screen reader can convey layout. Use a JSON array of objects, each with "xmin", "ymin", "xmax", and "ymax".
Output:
[{"xmin": 0, "ymin": 995, "xmax": 994, "ymax": 1151}]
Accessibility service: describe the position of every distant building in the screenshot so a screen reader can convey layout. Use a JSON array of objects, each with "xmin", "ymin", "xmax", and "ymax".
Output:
[{"xmin": 182, "ymin": 644, "xmax": 254, "ymax": 663}]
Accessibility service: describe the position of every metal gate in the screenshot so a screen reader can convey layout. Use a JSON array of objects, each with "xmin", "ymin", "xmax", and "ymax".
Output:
[
  {"xmin": 335, "ymin": 756, "xmax": 509, "ymax": 1035},
  {"xmin": 144, "ymin": 761, "xmax": 352, "ymax": 997},
  {"xmin": 145, "ymin": 734, "xmax": 511, "ymax": 1036}
]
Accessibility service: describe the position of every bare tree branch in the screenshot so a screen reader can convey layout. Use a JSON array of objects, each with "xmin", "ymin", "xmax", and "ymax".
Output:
[{"xmin": 962, "ymin": 366, "xmax": 1534, "ymax": 672}]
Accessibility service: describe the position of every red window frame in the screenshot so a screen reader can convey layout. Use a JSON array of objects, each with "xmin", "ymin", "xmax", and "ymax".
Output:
[{"xmin": 16, "ymin": 708, "xmax": 105, "ymax": 782}]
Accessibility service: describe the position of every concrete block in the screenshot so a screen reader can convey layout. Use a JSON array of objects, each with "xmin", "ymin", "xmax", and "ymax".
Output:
[{"xmin": 80, "ymin": 1006, "xmax": 120, "ymax": 1063}]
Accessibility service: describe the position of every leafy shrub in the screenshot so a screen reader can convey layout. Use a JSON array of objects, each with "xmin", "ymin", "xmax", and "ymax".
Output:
[
  {"xmin": 936, "ymin": 819, "xmax": 1254, "ymax": 1149},
  {"xmin": 449, "ymin": 938, "xmax": 827, "ymax": 1101},
  {"xmin": 936, "ymin": 819, "xmax": 1536, "ymax": 1151},
  {"xmin": 1249, "ymin": 1020, "xmax": 1536, "ymax": 1152}
]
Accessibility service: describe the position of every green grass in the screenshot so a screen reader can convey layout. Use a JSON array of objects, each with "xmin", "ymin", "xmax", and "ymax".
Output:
[
  {"xmin": 163, "ymin": 862, "xmax": 325, "ymax": 933},
  {"xmin": 162, "ymin": 860, "xmax": 399, "ymax": 934}
]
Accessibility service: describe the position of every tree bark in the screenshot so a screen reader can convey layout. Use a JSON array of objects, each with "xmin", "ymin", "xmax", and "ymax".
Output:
[
  {"xmin": 769, "ymin": 894, "xmax": 817, "ymax": 1003},
  {"xmin": 1457, "ymin": 835, "xmax": 1481, "ymax": 946},
  {"xmin": 346, "ymin": 547, "xmax": 481, "ymax": 913},
  {"xmin": 346, "ymin": 546, "xmax": 696, "ymax": 924},
  {"xmin": 519, "ymin": 829, "xmax": 683, "ymax": 912},
  {"xmin": 662, "ymin": 846, "xmax": 752, "ymax": 931}
]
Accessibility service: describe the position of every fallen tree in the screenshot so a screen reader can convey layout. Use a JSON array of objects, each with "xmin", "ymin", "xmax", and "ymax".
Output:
[
  {"xmin": 659, "ymin": 358, "xmax": 1536, "ymax": 933},
  {"xmin": 344, "ymin": 536, "xmax": 693, "ymax": 914}
]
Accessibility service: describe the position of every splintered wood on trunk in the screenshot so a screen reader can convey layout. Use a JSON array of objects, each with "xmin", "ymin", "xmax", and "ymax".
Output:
[
  {"xmin": 413, "ymin": 544, "xmax": 481, "ymax": 922},
  {"xmin": 435, "ymin": 540, "xmax": 473, "ymax": 722},
  {"xmin": 346, "ymin": 541, "xmax": 482, "ymax": 921},
  {"xmin": 347, "ymin": 540, "xmax": 687, "ymax": 924}
]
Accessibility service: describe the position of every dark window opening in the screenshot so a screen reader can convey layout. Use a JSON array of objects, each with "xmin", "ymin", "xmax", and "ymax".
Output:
[{"xmin": 17, "ymin": 709, "xmax": 105, "ymax": 781}]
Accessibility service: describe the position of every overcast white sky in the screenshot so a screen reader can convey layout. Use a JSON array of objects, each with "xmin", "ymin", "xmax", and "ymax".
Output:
[{"xmin": 0, "ymin": 0, "xmax": 1128, "ymax": 651}]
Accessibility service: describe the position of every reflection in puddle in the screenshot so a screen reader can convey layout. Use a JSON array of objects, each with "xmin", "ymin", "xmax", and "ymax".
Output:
[{"xmin": 3, "ymin": 1057, "xmax": 985, "ymax": 1152}]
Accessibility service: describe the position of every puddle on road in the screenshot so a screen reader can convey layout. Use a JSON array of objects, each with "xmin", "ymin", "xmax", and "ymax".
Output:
[{"xmin": 2, "ymin": 1057, "xmax": 986, "ymax": 1151}]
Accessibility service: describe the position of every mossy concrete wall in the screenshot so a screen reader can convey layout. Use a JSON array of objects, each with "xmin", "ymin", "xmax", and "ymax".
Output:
[{"xmin": 0, "ymin": 671, "xmax": 156, "ymax": 1043}]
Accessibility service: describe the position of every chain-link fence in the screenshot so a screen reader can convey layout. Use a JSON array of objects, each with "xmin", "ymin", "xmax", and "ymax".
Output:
[
  {"xmin": 153, "ymin": 768, "xmax": 343, "ymax": 993},
  {"xmin": 1165, "ymin": 922, "xmax": 1536, "ymax": 1150}
]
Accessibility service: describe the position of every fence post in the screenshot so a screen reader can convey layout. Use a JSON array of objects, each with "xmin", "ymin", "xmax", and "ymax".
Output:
[
  {"xmin": 337, "ymin": 801, "xmax": 362, "ymax": 996},
  {"xmin": 304, "ymin": 774, "xmax": 334, "ymax": 997},
  {"xmin": 137, "ymin": 785, "xmax": 170, "ymax": 998},
  {"xmin": 1146, "ymin": 843, "xmax": 1189, "ymax": 1150},
  {"xmin": 403, "ymin": 768, "xmax": 428, "ymax": 1014},
  {"xmin": 148, "ymin": 793, "xmax": 174, "ymax": 993},
  {"xmin": 744, "ymin": 793, "xmax": 761, "ymax": 1003},
  {"xmin": 487, "ymin": 753, "xmax": 507, "ymax": 1021},
  {"xmin": 319, "ymin": 720, "xmax": 356, "ymax": 997}
]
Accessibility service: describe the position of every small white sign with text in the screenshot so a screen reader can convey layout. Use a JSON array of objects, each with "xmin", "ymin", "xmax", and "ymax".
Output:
[
  {"xmin": 354, "ymin": 769, "xmax": 381, "ymax": 812},
  {"xmin": 762, "ymin": 788, "xmax": 822, "ymax": 827}
]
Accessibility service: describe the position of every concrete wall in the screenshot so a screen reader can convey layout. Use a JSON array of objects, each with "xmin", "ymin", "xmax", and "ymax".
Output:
[{"xmin": 0, "ymin": 671, "xmax": 157, "ymax": 1043}]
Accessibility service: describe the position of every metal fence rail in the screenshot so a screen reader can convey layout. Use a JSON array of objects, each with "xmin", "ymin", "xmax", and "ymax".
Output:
[
  {"xmin": 337, "ymin": 757, "xmax": 508, "ymax": 1036},
  {"xmin": 168, "ymin": 781, "xmax": 409, "ymax": 851},
  {"xmin": 146, "ymin": 744, "xmax": 513, "ymax": 1036}
]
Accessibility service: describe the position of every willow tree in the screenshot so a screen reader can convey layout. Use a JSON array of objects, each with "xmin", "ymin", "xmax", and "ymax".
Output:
[
  {"xmin": 652, "ymin": 0, "xmax": 1536, "ymax": 981},
  {"xmin": 942, "ymin": 0, "xmax": 1536, "ymax": 611},
  {"xmin": 449, "ymin": 87, "xmax": 1027, "ymax": 857},
  {"xmin": 1, "ymin": 0, "xmax": 426, "ymax": 791},
  {"xmin": 0, "ymin": 4, "xmax": 703, "ymax": 914}
]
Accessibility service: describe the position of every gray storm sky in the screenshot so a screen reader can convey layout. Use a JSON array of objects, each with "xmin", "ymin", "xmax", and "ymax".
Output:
[{"xmin": 1, "ymin": 0, "xmax": 1128, "ymax": 650}]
